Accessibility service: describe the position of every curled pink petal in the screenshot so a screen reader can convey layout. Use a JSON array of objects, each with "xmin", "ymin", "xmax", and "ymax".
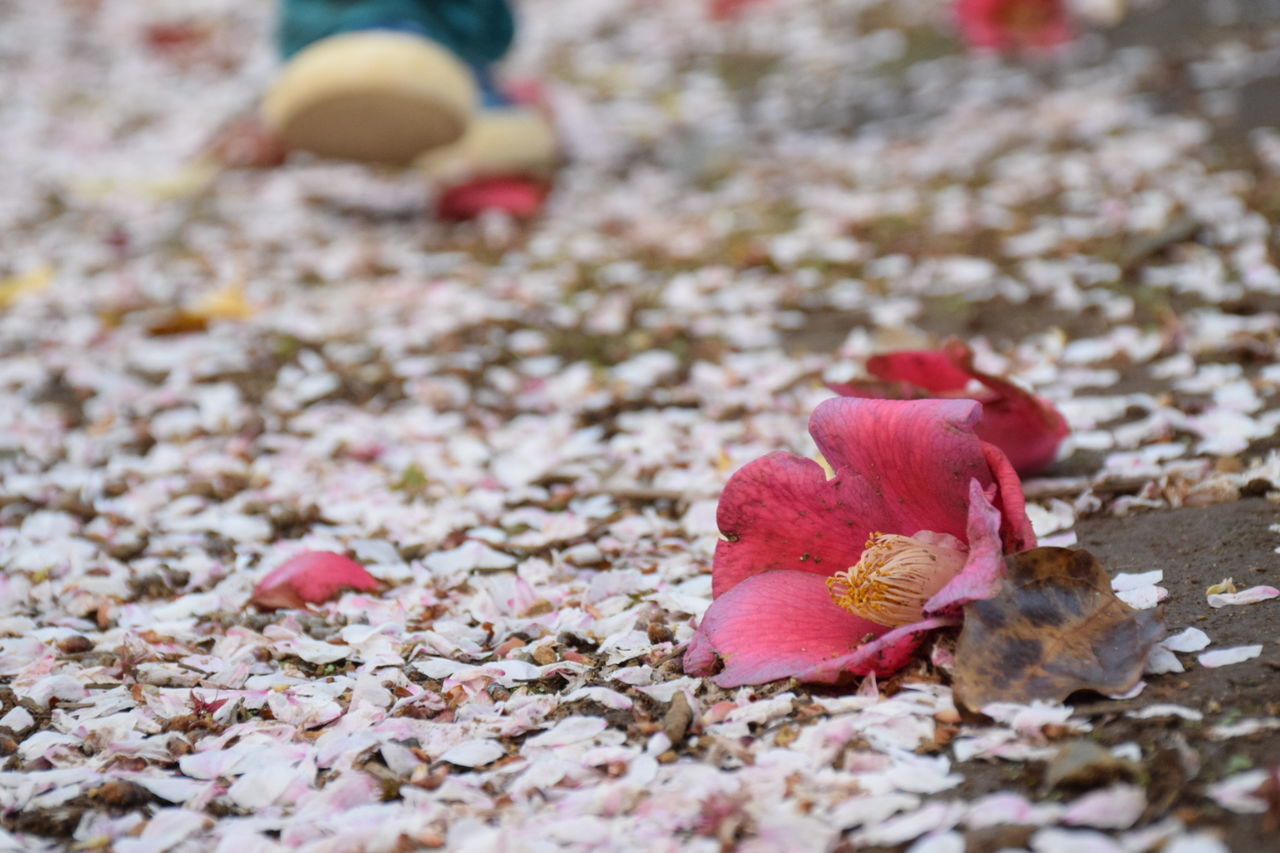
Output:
[
  {"xmin": 437, "ymin": 175, "xmax": 548, "ymax": 221},
  {"xmin": 953, "ymin": 0, "xmax": 1074, "ymax": 53},
  {"xmin": 981, "ymin": 441, "xmax": 1037, "ymax": 550},
  {"xmin": 252, "ymin": 551, "xmax": 381, "ymax": 610},
  {"xmin": 925, "ymin": 479, "xmax": 1008, "ymax": 614},
  {"xmin": 865, "ymin": 350, "xmax": 973, "ymax": 393},
  {"xmin": 831, "ymin": 340, "xmax": 1068, "ymax": 475},
  {"xmin": 685, "ymin": 570, "xmax": 889, "ymax": 688},
  {"xmin": 792, "ymin": 616, "xmax": 962, "ymax": 685}
]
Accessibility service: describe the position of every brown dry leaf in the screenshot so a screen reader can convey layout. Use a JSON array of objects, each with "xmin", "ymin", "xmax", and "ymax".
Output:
[
  {"xmin": 147, "ymin": 280, "xmax": 256, "ymax": 335},
  {"xmin": 1043, "ymin": 739, "xmax": 1140, "ymax": 791},
  {"xmin": 952, "ymin": 547, "xmax": 1165, "ymax": 711}
]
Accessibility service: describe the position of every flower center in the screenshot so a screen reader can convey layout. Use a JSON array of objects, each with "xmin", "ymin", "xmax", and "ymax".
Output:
[{"xmin": 827, "ymin": 533, "xmax": 967, "ymax": 627}]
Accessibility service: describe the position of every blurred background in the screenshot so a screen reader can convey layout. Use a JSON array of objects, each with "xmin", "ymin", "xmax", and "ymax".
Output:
[{"xmin": 5, "ymin": 0, "xmax": 1280, "ymax": 313}]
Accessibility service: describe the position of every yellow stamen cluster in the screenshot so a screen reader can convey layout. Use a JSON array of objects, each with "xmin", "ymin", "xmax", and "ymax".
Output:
[{"xmin": 827, "ymin": 533, "xmax": 967, "ymax": 627}]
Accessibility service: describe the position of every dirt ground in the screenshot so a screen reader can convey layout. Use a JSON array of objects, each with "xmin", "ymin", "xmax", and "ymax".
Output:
[{"xmin": 955, "ymin": 499, "xmax": 1280, "ymax": 852}]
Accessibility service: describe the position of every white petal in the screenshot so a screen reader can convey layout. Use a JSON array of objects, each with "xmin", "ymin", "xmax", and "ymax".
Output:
[
  {"xmin": 438, "ymin": 739, "xmax": 505, "ymax": 768},
  {"xmin": 1198, "ymin": 645, "xmax": 1263, "ymax": 667}
]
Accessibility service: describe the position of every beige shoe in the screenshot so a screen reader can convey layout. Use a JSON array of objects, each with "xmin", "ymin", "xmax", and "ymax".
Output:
[
  {"xmin": 262, "ymin": 31, "xmax": 477, "ymax": 166},
  {"xmin": 417, "ymin": 104, "xmax": 557, "ymax": 182}
]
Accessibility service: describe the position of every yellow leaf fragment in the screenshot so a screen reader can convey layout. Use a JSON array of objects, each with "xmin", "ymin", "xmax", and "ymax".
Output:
[
  {"xmin": 0, "ymin": 264, "xmax": 54, "ymax": 309},
  {"xmin": 191, "ymin": 280, "xmax": 256, "ymax": 322},
  {"xmin": 1206, "ymin": 577, "xmax": 1237, "ymax": 596},
  {"xmin": 142, "ymin": 162, "xmax": 218, "ymax": 200}
]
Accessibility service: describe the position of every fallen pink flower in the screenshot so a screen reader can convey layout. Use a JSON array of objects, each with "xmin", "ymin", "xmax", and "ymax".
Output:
[
  {"xmin": 684, "ymin": 397, "xmax": 1036, "ymax": 688},
  {"xmin": 436, "ymin": 175, "xmax": 549, "ymax": 221},
  {"xmin": 829, "ymin": 339, "xmax": 1068, "ymax": 475},
  {"xmin": 707, "ymin": 0, "xmax": 770, "ymax": 21},
  {"xmin": 252, "ymin": 551, "xmax": 381, "ymax": 610},
  {"xmin": 953, "ymin": 0, "xmax": 1074, "ymax": 53}
]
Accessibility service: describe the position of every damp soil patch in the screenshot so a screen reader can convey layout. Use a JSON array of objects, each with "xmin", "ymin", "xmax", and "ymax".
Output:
[{"xmin": 932, "ymin": 498, "xmax": 1280, "ymax": 852}]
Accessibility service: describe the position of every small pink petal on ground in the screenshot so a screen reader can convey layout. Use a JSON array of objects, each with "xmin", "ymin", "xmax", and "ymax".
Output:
[
  {"xmin": 1115, "ymin": 587, "xmax": 1167, "ymax": 610},
  {"xmin": 1162, "ymin": 627, "xmax": 1211, "ymax": 653},
  {"xmin": 1162, "ymin": 836, "xmax": 1231, "ymax": 853},
  {"xmin": 1039, "ymin": 530, "xmax": 1078, "ymax": 548},
  {"xmin": 1144, "ymin": 646, "xmax": 1184, "ymax": 675},
  {"xmin": 1207, "ymin": 770, "xmax": 1271, "ymax": 814},
  {"xmin": 1207, "ymin": 585, "xmax": 1279, "ymax": 608},
  {"xmin": 707, "ymin": 0, "xmax": 771, "ymax": 20},
  {"xmin": 851, "ymin": 801, "xmax": 965, "ymax": 847},
  {"xmin": 1197, "ymin": 645, "xmax": 1263, "ymax": 668},
  {"xmin": 831, "ymin": 793, "xmax": 920, "ymax": 829},
  {"xmin": 1110, "ymin": 571, "xmax": 1167, "ymax": 610},
  {"xmin": 909, "ymin": 831, "xmax": 965, "ymax": 853},
  {"xmin": 1111, "ymin": 570, "xmax": 1163, "ymax": 591},
  {"xmin": 964, "ymin": 792, "xmax": 1064, "ymax": 828},
  {"xmin": 252, "ymin": 551, "xmax": 381, "ymax": 610},
  {"xmin": 1029, "ymin": 827, "xmax": 1123, "ymax": 853},
  {"xmin": 1208, "ymin": 718, "xmax": 1280, "ymax": 740},
  {"xmin": 436, "ymin": 175, "xmax": 548, "ymax": 221},
  {"xmin": 1126, "ymin": 704, "xmax": 1203, "ymax": 722},
  {"xmin": 1062, "ymin": 785, "xmax": 1146, "ymax": 830},
  {"xmin": 438, "ymin": 739, "xmax": 506, "ymax": 768}
]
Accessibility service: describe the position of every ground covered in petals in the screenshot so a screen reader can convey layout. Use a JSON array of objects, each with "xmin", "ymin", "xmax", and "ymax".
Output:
[{"xmin": 2, "ymin": 1, "xmax": 1280, "ymax": 851}]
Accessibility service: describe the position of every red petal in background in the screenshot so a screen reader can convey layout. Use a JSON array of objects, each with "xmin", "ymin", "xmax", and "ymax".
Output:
[
  {"xmin": 252, "ymin": 551, "xmax": 381, "ymax": 610},
  {"xmin": 437, "ymin": 175, "xmax": 548, "ymax": 221},
  {"xmin": 830, "ymin": 340, "xmax": 1069, "ymax": 475},
  {"xmin": 708, "ymin": 0, "xmax": 770, "ymax": 21}
]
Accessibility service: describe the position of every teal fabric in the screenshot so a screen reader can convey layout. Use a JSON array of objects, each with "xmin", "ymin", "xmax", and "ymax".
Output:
[{"xmin": 278, "ymin": 0, "xmax": 516, "ymax": 67}]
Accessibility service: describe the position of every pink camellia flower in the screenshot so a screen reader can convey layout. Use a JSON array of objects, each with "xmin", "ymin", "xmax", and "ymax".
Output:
[
  {"xmin": 684, "ymin": 397, "xmax": 1036, "ymax": 688},
  {"xmin": 829, "ymin": 339, "xmax": 1068, "ymax": 475},
  {"xmin": 953, "ymin": 0, "xmax": 1073, "ymax": 53},
  {"xmin": 252, "ymin": 551, "xmax": 381, "ymax": 610}
]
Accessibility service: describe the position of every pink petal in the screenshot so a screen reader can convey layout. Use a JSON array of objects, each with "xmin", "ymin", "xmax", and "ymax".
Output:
[
  {"xmin": 791, "ymin": 615, "xmax": 961, "ymax": 684},
  {"xmin": 714, "ymin": 398, "xmax": 1034, "ymax": 597},
  {"xmin": 833, "ymin": 341, "xmax": 1068, "ymax": 475},
  {"xmin": 925, "ymin": 479, "xmax": 1008, "ymax": 613},
  {"xmin": 953, "ymin": 0, "xmax": 1074, "ymax": 52},
  {"xmin": 684, "ymin": 570, "xmax": 890, "ymax": 687},
  {"xmin": 437, "ymin": 175, "xmax": 548, "ymax": 220},
  {"xmin": 866, "ymin": 349, "xmax": 974, "ymax": 393},
  {"xmin": 971, "ymin": 401, "xmax": 1068, "ymax": 478},
  {"xmin": 707, "ymin": 0, "xmax": 769, "ymax": 20},
  {"xmin": 980, "ymin": 441, "xmax": 1037, "ymax": 551},
  {"xmin": 941, "ymin": 341, "xmax": 1067, "ymax": 475},
  {"xmin": 252, "ymin": 551, "xmax": 381, "ymax": 610},
  {"xmin": 809, "ymin": 397, "xmax": 995, "ymax": 541},
  {"xmin": 712, "ymin": 452, "xmax": 876, "ymax": 596}
]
